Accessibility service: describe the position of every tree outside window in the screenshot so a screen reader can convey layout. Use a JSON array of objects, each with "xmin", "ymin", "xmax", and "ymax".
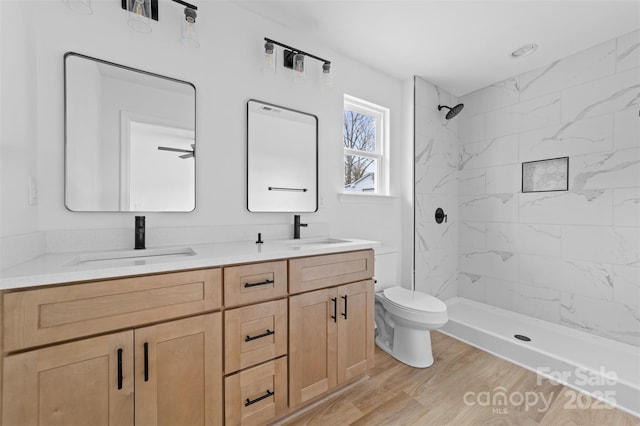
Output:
[{"xmin": 343, "ymin": 95, "xmax": 388, "ymax": 194}]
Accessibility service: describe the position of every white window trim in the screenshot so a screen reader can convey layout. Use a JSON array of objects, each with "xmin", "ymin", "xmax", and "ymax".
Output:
[{"xmin": 343, "ymin": 94, "xmax": 390, "ymax": 196}]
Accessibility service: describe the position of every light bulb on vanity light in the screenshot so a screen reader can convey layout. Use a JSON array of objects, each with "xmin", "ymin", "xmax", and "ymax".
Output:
[
  {"xmin": 180, "ymin": 7, "xmax": 199, "ymax": 48},
  {"xmin": 322, "ymin": 62, "xmax": 332, "ymax": 87},
  {"xmin": 263, "ymin": 41, "xmax": 276, "ymax": 72},
  {"xmin": 127, "ymin": 0, "xmax": 152, "ymax": 33},
  {"xmin": 293, "ymin": 53, "xmax": 305, "ymax": 80}
]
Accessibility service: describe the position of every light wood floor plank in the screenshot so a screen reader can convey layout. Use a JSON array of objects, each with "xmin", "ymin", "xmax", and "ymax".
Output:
[{"xmin": 283, "ymin": 331, "xmax": 639, "ymax": 425}]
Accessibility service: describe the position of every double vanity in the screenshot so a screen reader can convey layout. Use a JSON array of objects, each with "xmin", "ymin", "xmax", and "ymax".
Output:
[
  {"xmin": 0, "ymin": 50, "xmax": 376, "ymax": 425},
  {"xmin": 0, "ymin": 238, "xmax": 377, "ymax": 425}
]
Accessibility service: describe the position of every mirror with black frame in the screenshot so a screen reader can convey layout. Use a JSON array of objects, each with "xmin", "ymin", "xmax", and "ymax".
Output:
[
  {"xmin": 64, "ymin": 52, "xmax": 196, "ymax": 212},
  {"xmin": 247, "ymin": 100, "xmax": 318, "ymax": 213}
]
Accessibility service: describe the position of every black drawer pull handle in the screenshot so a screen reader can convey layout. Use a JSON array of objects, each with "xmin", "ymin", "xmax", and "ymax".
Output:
[
  {"xmin": 117, "ymin": 348, "xmax": 123, "ymax": 390},
  {"xmin": 245, "ymin": 390, "xmax": 274, "ymax": 407},
  {"xmin": 342, "ymin": 295, "xmax": 348, "ymax": 319},
  {"xmin": 245, "ymin": 329, "xmax": 274, "ymax": 342},
  {"xmin": 144, "ymin": 342, "xmax": 149, "ymax": 382},
  {"xmin": 244, "ymin": 279, "xmax": 274, "ymax": 288},
  {"xmin": 331, "ymin": 297, "xmax": 337, "ymax": 322}
]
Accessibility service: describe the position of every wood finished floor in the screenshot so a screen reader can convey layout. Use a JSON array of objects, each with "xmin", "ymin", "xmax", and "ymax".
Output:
[{"xmin": 282, "ymin": 331, "xmax": 640, "ymax": 426}]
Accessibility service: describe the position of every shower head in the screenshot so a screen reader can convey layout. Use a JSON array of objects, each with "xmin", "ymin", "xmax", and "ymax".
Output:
[{"xmin": 438, "ymin": 103, "xmax": 464, "ymax": 120}]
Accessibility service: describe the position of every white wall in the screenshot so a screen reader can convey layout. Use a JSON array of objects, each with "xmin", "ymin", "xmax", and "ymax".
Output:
[
  {"xmin": 0, "ymin": 3, "xmax": 46, "ymax": 269},
  {"xmin": 1, "ymin": 4, "xmax": 39, "ymax": 235},
  {"xmin": 457, "ymin": 29, "xmax": 640, "ymax": 346},
  {"xmin": 0, "ymin": 1, "xmax": 405, "ymax": 265}
]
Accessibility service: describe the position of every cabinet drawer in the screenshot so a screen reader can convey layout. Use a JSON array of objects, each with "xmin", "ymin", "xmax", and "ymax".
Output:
[
  {"xmin": 223, "ymin": 261, "xmax": 287, "ymax": 307},
  {"xmin": 225, "ymin": 357, "xmax": 287, "ymax": 426},
  {"xmin": 225, "ymin": 299, "xmax": 287, "ymax": 374},
  {"xmin": 4, "ymin": 268, "xmax": 222, "ymax": 352},
  {"xmin": 289, "ymin": 250, "xmax": 374, "ymax": 294}
]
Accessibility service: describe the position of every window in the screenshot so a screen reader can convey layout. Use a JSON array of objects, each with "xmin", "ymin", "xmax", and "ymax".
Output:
[{"xmin": 343, "ymin": 94, "xmax": 389, "ymax": 195}]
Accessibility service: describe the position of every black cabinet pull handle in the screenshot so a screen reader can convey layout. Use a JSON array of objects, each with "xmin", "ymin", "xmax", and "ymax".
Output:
[
  {"xmin": 117, "ymin": 348, "xmax": 123, "ymax": 390},
  {"xmin": 143, "ymin": 342, "xmax": 149, "ymax": 382},
  {"xmin": 245, "ymin": 329, "xmax": 274, "ymax": 342},
  {"xmin": 268, "ymin": 186, "xmax": 308, "ymax": 192},
  {"xmin": 342, "ymin": 295, "xmax": 348, "ymax": 319},
  {"xmin": 245, "ymin": 390, "xmax": 274, "ymax": 407},
  {"xmin": 244, "ymin": 279, "xmax": 274, "ymax": 288},
  {"xmin": 331, "ymin": 297, "xmax": 337, "ymax": 322}
]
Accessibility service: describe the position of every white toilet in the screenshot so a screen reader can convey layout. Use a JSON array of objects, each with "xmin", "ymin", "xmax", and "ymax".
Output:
[{"xmin": 374, "ymin": 248, "xmax": 448, "ymax": 368}]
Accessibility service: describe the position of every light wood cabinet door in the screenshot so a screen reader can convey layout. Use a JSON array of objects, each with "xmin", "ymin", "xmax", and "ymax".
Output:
[
  {"xmin": 337, "ymin": 280, "xmax": 375, "ymax": 384},
  {"xmin": 134, "ymin": 313, "xmax": 222, "ymax": 426},
  {"xmin": 288, "ymin": 288, "xmax": 337, "ymax": 408},
  {"xmin": 2, "ymin": 331, "xmax": 134, "ymax": 426}
]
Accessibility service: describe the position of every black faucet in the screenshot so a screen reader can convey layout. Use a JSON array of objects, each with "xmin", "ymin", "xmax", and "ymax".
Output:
[
  {"xmin": 135, "ymin": 216, "xmax": 145, "ymax": 249},
  {"xmin": 293, "ymin": 215, "xmax": 307, "ymax": 239}
]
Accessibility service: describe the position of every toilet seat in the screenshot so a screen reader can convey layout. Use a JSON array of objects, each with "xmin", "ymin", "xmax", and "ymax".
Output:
[
  {"xmin": 383, "ymin": 286, "xmax": 446, "ymax": 313},
  {"xmin": 376, "ymin": 287, "xmax": 448, "ymax": 327}
]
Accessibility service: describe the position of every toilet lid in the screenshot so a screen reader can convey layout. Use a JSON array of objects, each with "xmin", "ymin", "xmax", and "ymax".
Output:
[{"xmin": 383, "ymin": 286, "xmax": 447, "ymax": 312}]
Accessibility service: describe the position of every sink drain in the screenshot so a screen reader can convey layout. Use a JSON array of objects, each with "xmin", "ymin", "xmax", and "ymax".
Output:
[{"xmin": 514, "ymin": 334, "xmax": 531, "ymax": 342}]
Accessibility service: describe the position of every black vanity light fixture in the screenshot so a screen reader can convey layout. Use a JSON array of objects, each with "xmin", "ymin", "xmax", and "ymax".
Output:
[
  {"xmin": 121, "ymin": 0, "xmax": 199, "ymax": 47},
  {"xmin": 263, "ymin": 38, "xmax": 332, "ymax": 87}
]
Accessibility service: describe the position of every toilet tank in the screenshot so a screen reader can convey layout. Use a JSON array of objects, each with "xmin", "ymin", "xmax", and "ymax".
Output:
[{"xmin": 374, "ymin": 247, "xmax": 399, "ymax": 292}]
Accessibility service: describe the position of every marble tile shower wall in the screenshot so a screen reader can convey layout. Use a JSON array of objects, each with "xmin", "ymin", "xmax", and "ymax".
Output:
[
  {"xmin": 414, "ymin": 77, "xmax": 459, "ymax": 300},
  {"xmin": 457, "ymin": 29, "xmax": 640, "ymax": 346}
]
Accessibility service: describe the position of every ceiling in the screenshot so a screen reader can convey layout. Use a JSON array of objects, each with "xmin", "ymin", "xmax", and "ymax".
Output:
[{"xmin": 232, "ymin": 0, "xmax": 640, "ymax": 97}]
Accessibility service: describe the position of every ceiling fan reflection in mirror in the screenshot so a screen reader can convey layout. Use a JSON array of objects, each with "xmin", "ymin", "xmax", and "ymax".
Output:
[{"xmin": 157, "ymin": 143, "xmax": 195, "ymax": 159}]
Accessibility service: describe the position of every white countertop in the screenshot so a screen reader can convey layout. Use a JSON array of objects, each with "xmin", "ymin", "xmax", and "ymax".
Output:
[{"xmin": 0, "ymin": 237, "xmax": 380, "ymax": 290}]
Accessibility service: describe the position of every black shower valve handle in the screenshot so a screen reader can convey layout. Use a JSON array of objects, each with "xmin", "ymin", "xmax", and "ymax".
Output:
[{"xmin": 435, "ymin": 208, "xmax": 447, "ymax": 224}]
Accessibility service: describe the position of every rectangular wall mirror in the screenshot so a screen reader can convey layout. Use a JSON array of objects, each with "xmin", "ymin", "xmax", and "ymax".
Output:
[
  {"xmin": 247, "ymin": 100, "xmax": 318, "ymax": 212},
  {"xmin": 64, "ymin": 52, "xmax": 196, "ymax": 212}
]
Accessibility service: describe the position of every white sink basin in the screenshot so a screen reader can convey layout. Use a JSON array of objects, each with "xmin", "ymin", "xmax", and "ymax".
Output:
[
  {"xmin": 66, "ymin": 247, "xmax": 197, "ymax": 267},
  {"xmin": 279, "ymin": 237, "xmax": 352, "ymax": 249}
]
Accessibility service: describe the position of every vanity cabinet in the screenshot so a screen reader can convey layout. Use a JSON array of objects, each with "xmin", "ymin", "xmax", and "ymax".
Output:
[
  {"xmin": 288, "ymin": 251, "xmax": 375, "ymax": 408},
  {"xmin": 2, "ymin": 269, "xmax": 223, "ymax": 426},
  {"xmin": 1, "ymin": 248, "xmax": 375, "ymax": 425}
]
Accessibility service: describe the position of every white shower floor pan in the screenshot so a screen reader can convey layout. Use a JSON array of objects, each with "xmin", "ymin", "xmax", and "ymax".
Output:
[{"xmin": 439, "ymin": 297, "xmax": 640, "ymax": 418}]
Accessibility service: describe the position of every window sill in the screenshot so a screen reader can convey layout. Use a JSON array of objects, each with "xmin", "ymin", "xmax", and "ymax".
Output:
[{"xmin": 338, "ymin": 193, "xmax": 398, "ymax": 204}]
